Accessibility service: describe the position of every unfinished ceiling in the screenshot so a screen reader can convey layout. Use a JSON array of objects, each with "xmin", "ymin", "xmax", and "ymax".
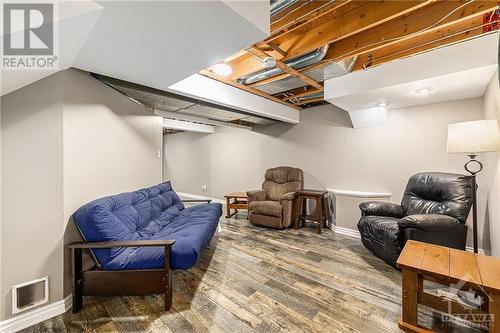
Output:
[
  {"xmin": 93, "ymin": 74, "xmax": 278, "ymax": 128},
  {"xmin": 200, "ymin": 0, "xmax": 500, "ymax": 110}
]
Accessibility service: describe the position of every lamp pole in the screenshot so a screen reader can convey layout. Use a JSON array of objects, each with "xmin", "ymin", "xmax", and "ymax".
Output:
[{"xmin": 464, "ymin": 154, "xmax": 482, "ymax": 253}]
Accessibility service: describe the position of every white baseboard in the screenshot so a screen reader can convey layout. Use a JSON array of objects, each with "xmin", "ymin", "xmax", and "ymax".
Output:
[
  {"xmin": 0, "ymin": 295, "xmax": 72, "ymax": 333},
  {"xmin": 331, "ymin": 225, "xmax": 487, "ymax": 254},
  {"xmin": 331, "ymin": 225, "xmax": 361, "ymax": 238},
  {"xmin": 177, "ymin": 192, "xmax": 225, "ymax": 204}
]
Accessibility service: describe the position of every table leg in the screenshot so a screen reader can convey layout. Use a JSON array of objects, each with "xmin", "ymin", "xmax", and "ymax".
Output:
[
  {"xmin": 401, "ymin": 269, "xmax": 420, "ymax": 328},
  {"xmin": 225, "ymin": 197, "xmax": 231, "ymax": 218},
  {"xmin": 293, "ymin": 196, "xmax": 301, "ymax": 230},
  {"xmin": 301, "ymin": 199, "xmax": 307, "ymax": 227},
  {"xmin": 316, "ymin": 197, "xmax": 322, "ymax": 234},
  {"xmin": 489, "ymin": 293, "xmax": 500, "ymax": 333}
]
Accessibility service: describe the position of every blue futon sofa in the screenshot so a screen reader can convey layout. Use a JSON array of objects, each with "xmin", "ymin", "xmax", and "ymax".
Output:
[{"xmin": 69, "ymin": 181, "xmax": 222, "ymax": 312}]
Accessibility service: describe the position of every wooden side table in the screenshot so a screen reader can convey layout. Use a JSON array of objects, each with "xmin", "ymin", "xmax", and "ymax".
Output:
[
  {"xmin": 397, "ymin": 240, "xmax": 500, "ymax": 333},
  {"xmin": 293, "ymin": 189, "xmax": 328, "ymax": 234},
  {"xmin": 224, "ymin": 192, "xmax": 248, "ymax": 218}
]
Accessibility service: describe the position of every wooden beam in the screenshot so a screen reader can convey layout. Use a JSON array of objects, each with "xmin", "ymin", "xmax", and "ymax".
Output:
[
  {"xmin": 270, "ymin": 0, "xmax": 352, "ymax": 37},
  {"xmin": 199, "ymin": 69, "xmax": 302, "ymax": 110},
  {"xmin": 324, "ymin": 0, "xmax": 499, "ymax": 64},
  {"xmin": 351, "ymin": 19, "xmax": 499, "ymax": 72},
  {"xmin": 225, "ymin": 0, "xmax": 433, "ymax": 84},
  {"xmin": 247, "ymin": 46, "xmax": 323, "ymax": 90},
  {"xmin": 261, "ymin": 41, "xmax": 287, "ymax": 57},
  {"xmin": 244, "ymin": 1, "xmax": 499, "ymax": 88},
  {"xmin": 271, "ymin": 0, "xmax": 434, "ymax": 60}
]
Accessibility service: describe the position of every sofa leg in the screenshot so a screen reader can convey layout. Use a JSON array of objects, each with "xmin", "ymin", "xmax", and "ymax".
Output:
[
  {"xmin": 164, "ymin": 269, "xmax": 173, "ymax": 311},
  {"xmin": 72, "ymin": 248, "xmax": 83, "ymax": 313}
]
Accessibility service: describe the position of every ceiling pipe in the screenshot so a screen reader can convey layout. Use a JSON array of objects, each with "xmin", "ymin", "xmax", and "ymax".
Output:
[
  {"xmin": 238, "ymin": 45, "xmax": 329, "ymax": 85},
  {"xmin": 270, "ymin": 0, "xmax": 300, "ymax": 17}
]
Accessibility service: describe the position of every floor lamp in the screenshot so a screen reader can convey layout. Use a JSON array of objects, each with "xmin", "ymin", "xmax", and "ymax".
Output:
[{"xmin": 447, "ymin": 120, "xmax": 500, "ymax": 253}]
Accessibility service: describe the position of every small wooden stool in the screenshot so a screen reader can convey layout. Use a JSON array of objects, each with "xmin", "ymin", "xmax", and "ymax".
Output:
[{"xmin": 293, "ymin": 189, "xmax": 328, "ymax": 234}]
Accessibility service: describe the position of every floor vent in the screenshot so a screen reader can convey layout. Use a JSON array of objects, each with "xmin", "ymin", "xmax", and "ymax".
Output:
[{"xmin": 12, "ymin": 277, "xmax": 49, "ymax": 314}]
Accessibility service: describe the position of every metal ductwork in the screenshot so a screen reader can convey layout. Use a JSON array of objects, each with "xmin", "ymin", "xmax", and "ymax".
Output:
[
  {"xmin": 270, "ymin": 0, "xmax": 300, "ymax": 17},
  {"xmin": 296, "ymin": 92, "xmax": 323, "ymax": 102},
  {"xmin": 237, "ymin": 45, "xmax": 329, "ymax": 85}
]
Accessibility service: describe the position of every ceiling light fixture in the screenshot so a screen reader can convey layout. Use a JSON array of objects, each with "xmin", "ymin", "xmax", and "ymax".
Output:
[
  {"xmin": 377, "ymin": 102, "xmax": 387, "ymax": 107},
  {"xmin": 211, "ymin": 63, "xmax": 232, "ymax": 76},
  {"xmin": 415, "ymin": 87, "xmax": 433, "ymax": 95}
]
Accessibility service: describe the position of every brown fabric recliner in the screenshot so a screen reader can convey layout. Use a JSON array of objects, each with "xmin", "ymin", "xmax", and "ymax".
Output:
[{"xmin": 247, "ymin": 166, "xmax": 304, "ymax": 229}]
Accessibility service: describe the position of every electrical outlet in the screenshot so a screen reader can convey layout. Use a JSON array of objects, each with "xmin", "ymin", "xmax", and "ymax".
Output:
[{"xmin": 202, "ymin": 185, "xmax": 207, "ymax": 192}]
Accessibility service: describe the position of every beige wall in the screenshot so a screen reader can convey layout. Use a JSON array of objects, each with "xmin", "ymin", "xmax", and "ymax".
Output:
[
  {"xmin": 0, "ymin": 69, "xmax": 163, "ymax": 321},
  {"xmin": 164, "ymin": 98, "xmax": 490, "ymax": 249},
  {"xmin": 483, "ymin": 71, "xmax": 500, "ymax": 257},
  {"xmin": 62, "ymin": 69, "xmax": 163, "ymax": 295},
  {"xmin": 1, "ymin": 74, "xmax": 64, "ymax": 319}
]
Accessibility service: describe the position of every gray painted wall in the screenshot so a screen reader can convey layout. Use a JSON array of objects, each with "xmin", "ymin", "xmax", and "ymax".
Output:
[
  {"xmin": 1, "ymin": 74, "xmax": 64, "ymax": 320},
  {"xmin": 163, "ymin": 98, "xmax": 493, "ymax": 251},
  {"xmin": 0, "ymin": 69, "xmax": 163, "ymax": 321},
  {"xmin": 483, "ymin": 71, "xmax": 500, "ymax": 256}
]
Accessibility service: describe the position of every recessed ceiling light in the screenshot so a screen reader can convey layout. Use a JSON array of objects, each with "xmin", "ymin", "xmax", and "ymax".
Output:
[
  {"xmin": 415, "ymin": 87, "xmax": 433, "ymax": 95},
  {"xmin": 377, "ymin": 102, "xmax": 387, "ymax": 107},
  {"xmin": 211, "ymin": 63, "xmax": 232, "ymax": 76}
]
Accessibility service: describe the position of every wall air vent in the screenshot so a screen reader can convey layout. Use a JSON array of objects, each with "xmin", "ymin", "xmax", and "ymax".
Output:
[{"xmin": 12, "ymin": 277, "xmax": 49, "ymax": 314}]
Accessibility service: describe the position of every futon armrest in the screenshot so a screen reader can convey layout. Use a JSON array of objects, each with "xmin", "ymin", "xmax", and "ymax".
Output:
[
  {"xmin": 68, "ymin": 239, "xmax": 175, "ymax": 249},
  {"xmin": 247, "ymin": 190, "xmax": 266, "ymax": 202},
  {"xmin": 359, "ymin": 201, "xmax": 404, "ymax": 218},
  {"xmin": 398, "ymin": 214, "xmax": 460, "ymax": 231},
  {"xmin": 182, "ymin": 199, "xmax": 212, "ymax": 203},
  {"xmin": 280, "ymin": 192, "xmax": 296, "ymax": 201}
]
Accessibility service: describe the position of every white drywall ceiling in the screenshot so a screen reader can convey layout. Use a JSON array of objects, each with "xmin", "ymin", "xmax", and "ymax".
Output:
[
  {"xmin": 1, "ymin": 0, "xmax": 269, "ymax": 97},
  {"xmin": 1, "ymin": 0, "xmax": 103, "ymax": 96},
  {"xmin": 73, "ymin": 1, "xmax": 269, "ymax": 92},
  {"xmin": 325, "ymin": 33, "xmax": 500, "ymax": 112}
]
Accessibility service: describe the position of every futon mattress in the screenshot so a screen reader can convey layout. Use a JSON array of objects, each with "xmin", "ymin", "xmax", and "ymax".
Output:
[{"xmin": 73, "ymin": 181, "xmax": 222, "ymax": 270}]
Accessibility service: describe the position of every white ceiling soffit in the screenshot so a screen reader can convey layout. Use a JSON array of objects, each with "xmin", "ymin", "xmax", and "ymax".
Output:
[
  {"xmin": 73, "ymin": 1, "xmax": 269, "ymax": 91},
  {"xmin": 1, "ymin": 1, "xmax": 268, "ymax": 97},
  {"xmin": 222, "ymin": 0, "xmax": 270, "ymax": 35},
  {"xmin": 168, "ymin": 73, "xmax": 300, "ymax": 124},
  {"xmin": 163, "ymin": 118, "xmax": 214, "ymax": 134},
  {"xmin": 1, "ymin": 0, "xmax": 103, "ymax": 96},
  {"xmin": 325, "ymin": 33, "xmax": 500, "ymax": 112}
]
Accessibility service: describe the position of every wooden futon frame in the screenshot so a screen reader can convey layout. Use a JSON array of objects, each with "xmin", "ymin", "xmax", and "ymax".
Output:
[{"xmin": 69, "ymin": 199, "xmax": 210, "ymax": 313}]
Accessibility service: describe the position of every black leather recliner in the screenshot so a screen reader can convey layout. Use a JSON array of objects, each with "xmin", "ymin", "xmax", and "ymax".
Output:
[{"xmin": 357, "ymin": 172, "xmax": 473, "ymax": 267}]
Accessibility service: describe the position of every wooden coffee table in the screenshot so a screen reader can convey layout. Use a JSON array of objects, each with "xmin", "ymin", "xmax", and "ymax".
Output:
[
  {"xmin": 224, "ymin": 192, "xmax": 248, "ymax": 218},
  {"xmin": 397, "ymin": 240, "xmax": 500, "ymax": 333}
]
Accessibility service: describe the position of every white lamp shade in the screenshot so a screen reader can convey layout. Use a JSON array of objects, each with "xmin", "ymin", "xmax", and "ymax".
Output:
[{"xmin": 447, "ymin": 120, "xmax": 500, "ymax": 154}]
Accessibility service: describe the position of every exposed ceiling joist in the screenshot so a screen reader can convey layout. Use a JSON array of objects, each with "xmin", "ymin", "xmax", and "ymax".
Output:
[
  {"xmin": 247, "ymin": 46, "xmax": 323, "ymax": 90},
  {"xmin": 326, "ymin": 0, "xmax": 499, "ymax": 65},
  {"xmin": 269, "ymin": 0, "xmax": 434, "ymax": 60},
  {"xmin": 200, "ymin": 0, "xmax": 500, "ymax": 110},
  {"xmin": 199, "ymin": 69, "xmax": 302, "ymax": 110},
  {"xmin": 269, "ymin": 0, "xmax": 353, "ymax": 38},
  {"xmin": 243, "ymin": 1, "xmax": 500, "ymax": 90}
]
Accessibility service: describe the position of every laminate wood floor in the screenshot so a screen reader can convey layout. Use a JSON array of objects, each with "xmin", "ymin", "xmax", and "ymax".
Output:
[{"xmin": 22, "ymin": 216, "xmax": 484, "ymax": 333}]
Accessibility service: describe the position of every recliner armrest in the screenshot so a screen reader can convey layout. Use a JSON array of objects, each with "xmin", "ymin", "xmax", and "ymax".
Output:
[
  {"xmin": 247, "ymin": 190, "xmax": 266, "ymax": 202},
  {"xmin": 280, "ymin": 192, "xmax": 296, "ymax": 201},
  {"xmin": 398, "ymin": 214, "xmax": 460, "ymax": 231},
  {"xmin": 359, "ymin": 201, "xmax": 404, "ymax": 218}
]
